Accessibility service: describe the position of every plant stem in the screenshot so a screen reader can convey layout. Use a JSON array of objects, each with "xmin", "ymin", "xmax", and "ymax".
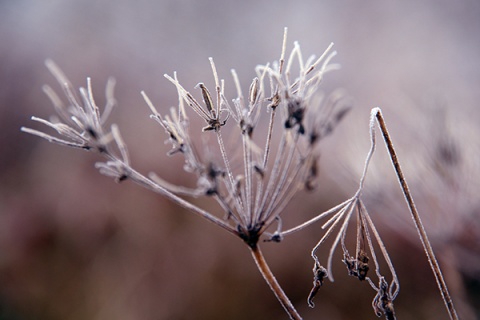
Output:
[
  {"xmin": 250, "ymin": 245, "xmax": 302, "ymax": 320},
  {"xmin": 125, "ymin": 165, "xmax": 238, "ymax": 236},
  {"xmin": 374, "ymin": 108, "xmax": 459, "ymax": 320}
]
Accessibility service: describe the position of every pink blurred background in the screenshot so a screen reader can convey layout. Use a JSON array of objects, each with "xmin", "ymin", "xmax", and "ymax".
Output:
[{"xmin": 1, "ymin": 1, "xmax": 479, "ymax": 319}]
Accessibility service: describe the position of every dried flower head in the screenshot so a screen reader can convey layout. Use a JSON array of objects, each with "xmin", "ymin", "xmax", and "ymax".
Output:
[
  {"xmin": 21, "ymin": 59, "xmax": 117, "ymax": 152},
  {"xmin": 21, "ymin": 28, "xmax": 354, "ymax": 320},
  {"xmin": 22, "ymin": 28, "xmax": 457, "ymax": 320},
  {"xmin": 141, "ymin": 28, "xmax": 351, "ymax": 249}
]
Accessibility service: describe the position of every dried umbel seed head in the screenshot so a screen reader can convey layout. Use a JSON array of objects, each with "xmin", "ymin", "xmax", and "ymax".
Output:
[
  {"xmin": 26, "ymin": 28, "xmax": 400, "ymax": 320},
  {"xmin": 19, "ymin": 23, "xmax": 462, "ymax": 320}
]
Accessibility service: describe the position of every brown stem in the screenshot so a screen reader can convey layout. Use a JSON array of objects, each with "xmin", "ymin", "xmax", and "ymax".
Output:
[
  {"xmin": 250, "ymin": 245, "xmax": 302, "ymax": 320},
  {"xmin": 374, "ymin": 109, "xmax": 459, "ymax": 320}
]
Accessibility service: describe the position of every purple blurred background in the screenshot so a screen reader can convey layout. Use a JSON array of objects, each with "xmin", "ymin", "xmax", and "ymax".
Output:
[{"xmin": 1, "ymin": 1, "xmax": 479, "ymax": 319}]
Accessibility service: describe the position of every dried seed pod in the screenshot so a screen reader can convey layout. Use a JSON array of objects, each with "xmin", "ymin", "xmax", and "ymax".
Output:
[
  {"xmin": 198, "ymin": 83, "xmax": 216, "ymax": 118},
  {"xmin": 356, "ymin": 250, "xmax": 370, "ymax": 281},
  {"xmin": 307, "ymin": 261, "xmax": 328, "ymax": 308},
  {"xmin": 372, "ymin": 277, "xmax": 396, "ymax": 320},
  {"xmin": 267, "ymin": 92, "xmax": 281, "ymax": 110},
  {"xmin": 343, "ymin": 250, "xmax": 370, "ymax": 281},
  {"xmin": 249, "ymin": 77, "xmax": 259, "ymax": 105}
]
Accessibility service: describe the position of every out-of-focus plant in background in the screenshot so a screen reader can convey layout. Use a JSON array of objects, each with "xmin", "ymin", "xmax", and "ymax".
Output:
[{"xmin": 1, "ymin": 1, "xmax": 479, "ymax": 319}]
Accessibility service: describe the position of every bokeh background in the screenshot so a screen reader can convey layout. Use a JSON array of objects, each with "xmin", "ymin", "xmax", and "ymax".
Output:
[{"xmin": 1, "ymin": 1, "xmax": 479, "ymax": 319}]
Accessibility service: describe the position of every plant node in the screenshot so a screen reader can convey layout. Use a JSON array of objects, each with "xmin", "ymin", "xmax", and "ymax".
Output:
[{"xmin": 238, "ymin": 222, "xmax": 265, "ymax": 249}]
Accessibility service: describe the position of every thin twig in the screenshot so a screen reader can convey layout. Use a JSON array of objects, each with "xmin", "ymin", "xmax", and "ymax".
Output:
[
  {"xmin": 279, "ymin": 198, "xmax": 353, "ymax": 237},
  {"xmin": 126, "ymin": 166, "xmax": 238, "ymax": 236},
  {"xmin": 372, "ymin": 107, "xmax": 459, "ymax": 320}
]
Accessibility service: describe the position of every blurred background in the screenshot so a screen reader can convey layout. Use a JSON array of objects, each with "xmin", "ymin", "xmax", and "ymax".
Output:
[{"xmin": 1, "ymin": 0, "xmax": 479, "ymax": 319}]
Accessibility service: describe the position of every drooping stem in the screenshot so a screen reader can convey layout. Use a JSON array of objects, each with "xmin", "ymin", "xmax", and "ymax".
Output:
[
  {"xmin": 250, "ymin": 245, "xmax": 302, "ymax": 320},
  {"xmin": 373, "ymin": 108, "xmax": 459, "ymax": 320}
]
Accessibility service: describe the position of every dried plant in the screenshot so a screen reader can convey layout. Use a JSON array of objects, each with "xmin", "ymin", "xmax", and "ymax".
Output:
[{"xmin": 21, "ymin": 28, "xmax": 459, "ymax": 319}]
